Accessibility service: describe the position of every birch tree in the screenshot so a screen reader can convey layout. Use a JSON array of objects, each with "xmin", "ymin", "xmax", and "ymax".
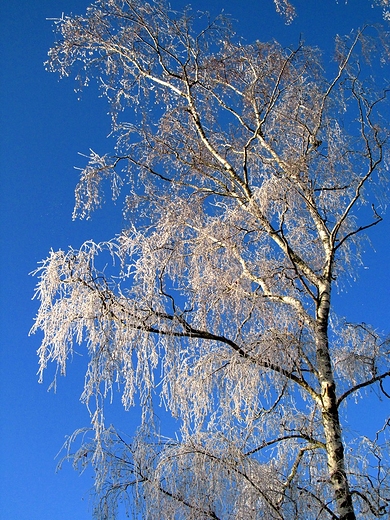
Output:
[{"xmin": 32, "ymin": 1, "xmax": 390, "ymax": 518}]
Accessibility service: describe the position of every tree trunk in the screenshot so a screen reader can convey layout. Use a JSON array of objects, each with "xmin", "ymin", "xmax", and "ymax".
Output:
[{"xmin": 316, "ymin": 285, "xmax": 356, "ymax": 520}]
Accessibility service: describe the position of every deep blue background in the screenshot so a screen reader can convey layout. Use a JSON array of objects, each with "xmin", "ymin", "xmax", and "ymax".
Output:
[{"xmin": 1, "ymin": 1, "xmax": 389, "ymax": 518}]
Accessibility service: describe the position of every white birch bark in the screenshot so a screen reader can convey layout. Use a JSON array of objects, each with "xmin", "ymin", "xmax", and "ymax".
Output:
[{"xmin": 316, "ymin": 282, "xmax": 356, "ymax": 520}]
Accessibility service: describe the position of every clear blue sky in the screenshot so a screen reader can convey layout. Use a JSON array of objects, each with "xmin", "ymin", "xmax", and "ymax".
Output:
[{"xmin": 0, "ymin": 1, "xmax": 389, "ymax": 519}]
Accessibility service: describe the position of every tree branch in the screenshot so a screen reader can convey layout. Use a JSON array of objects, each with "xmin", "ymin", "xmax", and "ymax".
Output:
[
  {"xmin": 337, "ymin": 371, "xmax": 390, "ymax": 407},
  {"xmin": 245, "ymin": 434, "xmax": 325, "ymax": 456}
]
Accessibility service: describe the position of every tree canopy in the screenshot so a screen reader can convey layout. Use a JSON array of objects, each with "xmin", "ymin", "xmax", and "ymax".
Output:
[{"xmin": 32, "ymin": 1, "xmax": 390, "ymax": 518}]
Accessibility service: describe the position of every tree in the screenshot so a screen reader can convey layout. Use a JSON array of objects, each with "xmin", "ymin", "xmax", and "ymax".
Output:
[{"xmin": 31, "ymin": 1, "xmax": 390, "ymax": 518}]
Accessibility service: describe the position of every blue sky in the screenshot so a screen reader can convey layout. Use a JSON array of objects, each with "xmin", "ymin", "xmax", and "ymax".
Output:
[{"xmin": 0, "ymin": 1, "xmax": 389, "ymax": 519}]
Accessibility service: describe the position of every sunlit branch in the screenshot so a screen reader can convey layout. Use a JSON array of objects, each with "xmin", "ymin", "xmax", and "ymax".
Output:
[
  {"xmin": 186, "ymin": 222, "xmax": 316, "ymax": 324},
  {"xmin": 185, "ymin": 90, "xmax": 252, "ymax": 200}
]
